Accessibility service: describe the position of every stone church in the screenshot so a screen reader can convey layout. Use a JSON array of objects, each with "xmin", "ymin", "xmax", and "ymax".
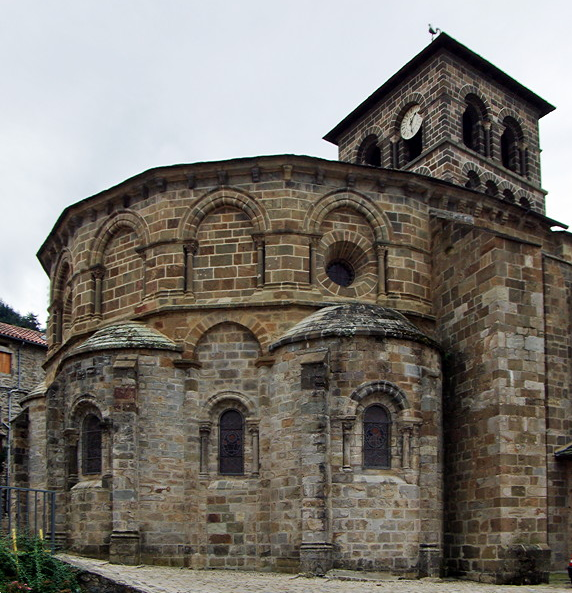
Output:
[{"xmin": 25, "ymin": 33, "xmax": 572, "ymax": 583}]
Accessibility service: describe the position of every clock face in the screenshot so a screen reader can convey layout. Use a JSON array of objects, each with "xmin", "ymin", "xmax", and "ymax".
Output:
[{"xmin": 400, "ymin": 105, "xmax": 423, "ymax": 140}]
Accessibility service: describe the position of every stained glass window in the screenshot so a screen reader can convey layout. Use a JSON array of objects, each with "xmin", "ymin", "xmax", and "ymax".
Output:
[
  {"xmin": 219, "ymin": 410, "xmax": 244, "ymax": 475},
  {"xmin": 82, "ymin": 414, "xmax": 102, "ymax": 475},
  {"xmin": 363, "ymin": 405, "xmax": 390, "ymax": 469}
]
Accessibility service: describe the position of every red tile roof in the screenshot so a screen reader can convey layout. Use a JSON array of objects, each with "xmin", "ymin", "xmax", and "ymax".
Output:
[{"xmin": 0, "ymin": 322, "xmax": 47, "ymax": 347}]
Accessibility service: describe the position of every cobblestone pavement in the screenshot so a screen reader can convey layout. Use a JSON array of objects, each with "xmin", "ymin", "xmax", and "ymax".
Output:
[{"xmin": 60, "ymin": 555, "xmax": 572, "ymax": 593}]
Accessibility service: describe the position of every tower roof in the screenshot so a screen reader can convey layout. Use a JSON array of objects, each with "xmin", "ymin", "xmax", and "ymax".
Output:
[{"xmin": 324, "ymin": 32, "xmax": 555, "ymax": 145}]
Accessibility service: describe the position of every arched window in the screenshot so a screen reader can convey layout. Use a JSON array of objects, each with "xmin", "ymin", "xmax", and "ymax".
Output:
[
  {"xmin": 358, "ymin": 135, "xmax": 382, "ymax": 167},
  {"xmin": 462, "ymin": 95, "xmax": 489, "ymax": 156},
  {"xmin": 82, "ymin": 414, "xmax": 102, "ymax": 475},
  {"xmin": 463, "ymin": 103, "xmax": 481, "ymax": 151},
  {"xmin": 363, "ymin": 405, "xmax": 391, "ymax": 469},
  {"xmin": 219, "ymin": 409, "xmax": 244, "ymax": 475},
  {"xmin": 484, "ymin": 180, "xmax": 498, "ymax": 197},
  {"xmin": 503, "ymin": 188, "xmax": 515, "ymax": 203},
  {"xmin": 465, "ymin": 170, "xmax": 481, "ymax": 190},
  {"xmin": 500, "ymin": 117, "xmax": 525, "ymax": 174}
]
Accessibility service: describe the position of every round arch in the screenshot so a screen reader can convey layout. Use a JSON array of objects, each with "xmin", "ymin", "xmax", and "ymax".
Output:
[
  {"xmin": 183, "ymin": 314, "xmax": 271, "ymax": 357},
  {"xmin": 89, "ymin": 210, "xmax": 150, "ymax": 267},
  {"xmin": 304, "ymin": 190, "xmax": 391, "ymax": 243},
  {"xmin": 178, "ymin": 187, "xmax": 270, "ymax": 241},
  {"xmin": 350, "ymin": 380, "xmax": 410, "ymax": 411}
]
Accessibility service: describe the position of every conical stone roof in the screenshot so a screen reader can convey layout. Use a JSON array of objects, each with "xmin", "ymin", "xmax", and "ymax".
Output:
[
  {"xmin": 269, "ymin": 303, "xmax": 437, "ymax": 351},
  {"xmin": 69, "ymin": 321, "xmax": 181, "ymax": 357}
]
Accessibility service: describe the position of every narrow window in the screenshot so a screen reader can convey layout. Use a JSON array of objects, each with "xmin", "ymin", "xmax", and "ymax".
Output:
[
  {"xmin": 363, "ymin": 405, "xmax": 391, "ymax": 469},
  {"xmin": 363, "ymin": 143, "xmax": 381, "ymax": 167},
  {"xmin": 485, "ymin": 180, "xmax": 498, "ymax": 197},
  {"xmin": 465, "ymin": 170, "xmax": 481, "ymax": 190},
  {"xmin": 219, "ymin": 410, "xmax": 244, "ymax": 475},
  {"xmin": 404, "ymin": 128, "xmax": 422, "ymax": 162},
  {"xmin": 462, "ymin": 104, "xmax": 480, "ymax": 150},
  {"xmin": 500, "ymin": 117, "xmax": 524, "ymax": 174},
  {"xmin": 0, "ymin": 352, "xmax": 11, "ymax": 374},
  {"xmin": 501, "ymin": 126, "xmax": 517, "ymax": 170},
  {"xmin": 82, "ymin": 414, "xmax": 102, "ymax": 475},
  {"xmin": 461, "ymin": 96, "xmax": 488, "ymax": 156},
  {"xmin": 358, "ymin": 136, "xmax": 382, "ymax": 167}
]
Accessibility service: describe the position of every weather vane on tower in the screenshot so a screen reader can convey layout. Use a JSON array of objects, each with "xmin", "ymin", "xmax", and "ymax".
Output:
[{"xmin": 428, "ymin": 24, "xmax": 441, "ymax": 41}]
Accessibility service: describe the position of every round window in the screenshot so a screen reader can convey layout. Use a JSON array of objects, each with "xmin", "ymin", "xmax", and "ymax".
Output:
[{"xmin": 326, "ymin": 259, "xmax": 355, "ymax": 287}]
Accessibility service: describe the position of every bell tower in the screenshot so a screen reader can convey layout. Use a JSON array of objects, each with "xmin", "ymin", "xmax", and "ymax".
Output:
[{"xmin": 324, "ymin": 33, "xmax": 554, "ymax": 214}]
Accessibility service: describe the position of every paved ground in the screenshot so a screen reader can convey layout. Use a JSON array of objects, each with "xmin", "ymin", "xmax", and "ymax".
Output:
[{"xmin": 59, "ymin": 555, "xmax": 572, "ymax": 593}]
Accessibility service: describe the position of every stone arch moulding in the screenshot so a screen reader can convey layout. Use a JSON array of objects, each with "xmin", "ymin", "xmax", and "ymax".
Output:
[
  {"xmin": 352, "ymin": 125, "xmax": 384, "ymax": 164},
  {"xmin": 461, "ymin": 161, "xmax": 483, "ymax": 178},
  {"xmin": 350, "ymin": 380, "xmax": 410, "ymax": 411},
  {"xmin": 51, "ymin": 249, "xmax": 73, "ymax": 301},
  {"xmin": 88, "ymin": 210, "xmax": 150, "ymax": 267},
  {"xmin": 456, "ymin": 85, "xmax": 492, "ymax": 116},
  {"xmin": 68, "ymin": 394, "xmax": 102, "ymax": 427},
  {"xmin": 304, "ymin": 190, "xmax": 391, "ymax": 243},
  {"xmin": 182, "ymin": 314, "xmax": 271, "ymax": 358},
  {"xmin": 177, "ymin": 187, "xmax": 270, "ymax": 241},
  {"xmin": 390, "ymin": 93, "xmax": 427, "ymax": 132},
  {"xmin": 496, "ymin": 108, "xmax": 528, "ymax": 144},
  {"xmin": 203, "ymin": 390, "xmax": 257, "ymax": 421}
]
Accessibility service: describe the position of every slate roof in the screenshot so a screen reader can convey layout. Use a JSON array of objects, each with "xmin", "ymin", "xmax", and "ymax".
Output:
[
  {"xmin": 0, "ymin": 322, "xmax": 47, "ymax": 347},
  {"xmin": 554, "ymin": 443, "xmax": 572, "ymax": 458},
  {"xmin": 269, "ymin": 303, "xmax": 437, "ymax": 351},
  {"xmin": 324, "ymin": 32, "xmax": 555, "ymax": 145},
  {"xmin": 69, "ymin": 322, "xmax": 181, "ymax": 357}
]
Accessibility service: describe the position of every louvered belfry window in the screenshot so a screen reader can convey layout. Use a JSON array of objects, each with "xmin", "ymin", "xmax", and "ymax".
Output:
[
  {"xmin": 219, "ymin": 409, "xmax": 244, "ymax": 475},
  {"xmin": 363, "ymin": 405, "xmax": 391, "ymax": 469},
  {"xmin": 82, "ymin": 414, "xmax": 102, "ymax": 475}
]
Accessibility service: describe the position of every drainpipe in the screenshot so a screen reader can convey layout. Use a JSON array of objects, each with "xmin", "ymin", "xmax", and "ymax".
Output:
[{"xmin": 4, "ymin": 341, "xmax": 23, "ymax": 487}]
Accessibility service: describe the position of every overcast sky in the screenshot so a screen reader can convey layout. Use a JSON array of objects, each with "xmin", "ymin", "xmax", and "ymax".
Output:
[{"xmin": 1, "ymin": 0, "xmax": 571, "ymax": 327}]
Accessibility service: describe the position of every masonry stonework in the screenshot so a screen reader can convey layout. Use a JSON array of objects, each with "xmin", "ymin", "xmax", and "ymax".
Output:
[{"xmin": 25, "ymin": 33, "xmax": 572, "ymax": 584}]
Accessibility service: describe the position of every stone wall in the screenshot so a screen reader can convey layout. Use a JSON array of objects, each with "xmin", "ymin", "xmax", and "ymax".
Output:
[{"xmin": 433, "ymin": 217, "xmax": 550, "ymax": 582}]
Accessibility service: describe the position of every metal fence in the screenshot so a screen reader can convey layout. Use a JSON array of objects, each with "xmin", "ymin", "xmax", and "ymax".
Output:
[{"xmin": 0, "ymin": 485, "xmax": 56, "ymax": 552}]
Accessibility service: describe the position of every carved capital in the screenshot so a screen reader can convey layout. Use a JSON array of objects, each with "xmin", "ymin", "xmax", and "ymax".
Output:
[
  {"xmin": 91, "ymin": 265, "xmax": 105, "ymax": 281},
  {"xmin": 184, "ymin": 240, "xmax": 199, "ymax": 256},
  {"xmin": 199, "ymin": 422, "xmax": 212, "ymax": 436},
  {"xmin": 341, "ymin": 416, "xmax": 356, "ymax": 432},
  {"xmin": 246, "ymin": 419, "xmax": 260, "ymax": 434},
  {"xmin": 252, "ymin": 233, "xmax": 265, "ymax": 249},
  {"xmin": 374, "ymin": 242, "xmax": 388, "ymax": 257},
  {"xmin": 310, "ymin": 234, "xmax": 322, "ymax": 248}
]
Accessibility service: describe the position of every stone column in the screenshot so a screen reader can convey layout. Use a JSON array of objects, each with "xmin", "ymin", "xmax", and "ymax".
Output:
[
  {"xmin": 519, "ymin": 141, "xmax": 528, "ymax": 177},
  {"xmin": 199, "ymin": 422, "xmax": 211, "ymax": 477},
  {"xmin": 341, "ymin": 417, "xmax": 355, "ymax": 471},
  {"xmin": 308, "ymin": 236, "xmax": 321, "ymax": 286},
  {"xmin": 91, "ymin": 265, "xmax": 105, "ymax": 318},
  {"xmin": 184, "ymin": 240, "xmax": 199, "ymax": 296},
  {"xmin": 299, "ymin": 352, "xmax": 333, "ymax": 575},
  {"xmin": 483, "ymin": 121, "xmax": 492, "ymax": 158},
  {"xmin": 49, "ymin": 302, "xmax": 62, "ymax": 346},
  {"xmin": 247, "ymin": 420, "xmax": 260, "ymax": 477},
  {"xmin": 64, "ymin": 428, "xmax": 79, "ymax": 490},
  {"xmin": 374, "ymin": 242, "xmax": 388, "ymax": 301},
  {"xmin": 253, "ymin": 234, "xmax": 265, "ymax": 288}
]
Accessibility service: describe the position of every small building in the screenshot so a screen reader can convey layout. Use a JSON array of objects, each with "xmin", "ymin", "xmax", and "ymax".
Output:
[{"xmin": 0, "ymin": 322, "xmax": 47, "ymax": 484}]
